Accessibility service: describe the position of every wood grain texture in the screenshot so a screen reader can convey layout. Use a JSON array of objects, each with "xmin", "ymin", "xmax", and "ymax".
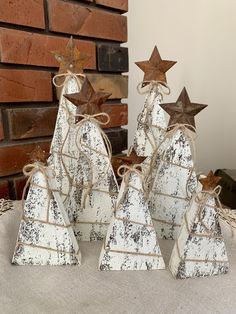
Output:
[
  {"xmin": 95, "ymin": 0, "xmax": 128, "ymax": 12},
  {"xmin": 7, "ymin": 104, "xmax": 127, "ymax": 139},
  {"xmin": 0, "ymin": 0, "xmax": 45, "ymax": 29},
  {"xmin": 0, "ymin": 110, "xmax": 4, "ymax": 141},
  {"xmin": 48, "ymin": 0, "xmax": 127, "ymax": 42},
  {"xmin": 97, "ymin": 45, "xmax": 128, "ymax": 72},
  {"xmin": 0, "ymin": 28, "xmax": 96, "ymax": 70},
  {"xmin": 86, "ymin": 74, "xmax": 128, "ymax": 99},
  {"xmin": 0, "ymin": 141, "xmax": 51, "ymax": 177},
  {"xmin": 0, "ymin": 70, "xmax": 53, "ymax": 103}
]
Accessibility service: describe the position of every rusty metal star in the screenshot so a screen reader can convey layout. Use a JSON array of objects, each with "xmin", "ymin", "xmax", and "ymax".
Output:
[
  {"xmin": 135, "ymin": 46, "xmax": 176, "ymax": 85},
  {"xmin": 199, "ymin": 171, "xmax": 222, "ymax": 191},
  {"xmin": 64, "ymin": 77, "xmax": 111, "ymax": 122},
  {"xmin": 160, "ymin": 87, "xmax": 207, "ymax": 131},
  {"xmin": 52, "ymin": 37, "xmax": 91, "ymax": 74},
  {"xmin": 30, "ymin": 146, "xmax": 48, "ymax": 163},
  {"xmin": 112, "ymin": 148, "xmax": 146, "ymax": 175}
]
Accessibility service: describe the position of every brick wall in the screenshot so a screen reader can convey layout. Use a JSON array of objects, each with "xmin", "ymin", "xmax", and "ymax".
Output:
[{"xmin": 0, "ymin": 0, "xmax": 128, "ymax": 199}]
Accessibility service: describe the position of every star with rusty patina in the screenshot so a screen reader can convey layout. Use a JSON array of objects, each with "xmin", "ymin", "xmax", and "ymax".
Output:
[
  {"xmin": 112, "ymin": 148, "xmax": 146, "ymax": 175},
  {"xmin": 52, "ymin": 37, "xmax": 91, "ymax": 74},
  {"xmin": 160, "ymin": 87, "xmax": 207, "ymax": 131},
  {"xmin": 135, "ymin": 46, "xmax": 176, "ymax": 85},
  {"xmin": 199, "ymin": 171, "xmax": 222, "ymax": 191},
  {"xmin": 64, "ymin": 77, "xmax": 111, "ymax": 122},
  {"xmin": 30, "ymin": 146, "xmax": 49, "ymax": 163}
]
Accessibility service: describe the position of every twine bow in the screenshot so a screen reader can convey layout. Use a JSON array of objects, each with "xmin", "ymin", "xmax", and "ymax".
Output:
[
  {"xmin": 52, "ymin": 71, "xmax": 85, "ymax": 89},
  {"xmin": 195, "ymin": 185, "xmax": 236, "ymax": 237}
]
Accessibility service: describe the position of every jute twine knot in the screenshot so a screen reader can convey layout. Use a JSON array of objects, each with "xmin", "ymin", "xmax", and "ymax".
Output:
[
  {"xmin": 52, "ymin": 71, "xmax": 85, "ymax": 88},
  {"xmin": 195, "ymin": 185, "xmax": 236, "ymax": 237},
  {"xmin": 22, "ymin": 162, "xmax": 52, "ymax": 211}
]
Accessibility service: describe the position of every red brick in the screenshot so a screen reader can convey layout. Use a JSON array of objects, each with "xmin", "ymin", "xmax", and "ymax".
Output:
[
  {"xmin": 87, "ymin": 74, "xmax": 128, "ymax": 99},
  {"xmin": 14, "ymin": 176, "xmax": 27, "ymax": 200},
  {"xmin": 7, "ymin": 106, "xmax": 58, "ymax": 140},
  {"xmin": 0, "ymin": 28, "xmax": 96, "ymax": 69},
  {"xmin": 0, "ymin": 110, "xmax": 4, "ymax": 140},
  {"xmin": 0, "ymin": 141, "xmax": 51, "ymax": 177},
  {"xmin": 0, "ymin": 0, "xmax": 45, "ymax": 29},
  {"xmin": 48, "ymin": 0, "xmax": 127, "ymax": 42},
  {"xmin": 95, "ymin": 0, "xmax": 128, "ymax": 12},
  {"xmin": 7, "ymin": 103, "xmax": 127, "ymax": 139},
  {"xmin": 0, "ymin": 180, "xmax": 10, "ymax": 198},
  {"xmin": 0, "ymin": 70, "xmax": 53, "ymax": 103}
]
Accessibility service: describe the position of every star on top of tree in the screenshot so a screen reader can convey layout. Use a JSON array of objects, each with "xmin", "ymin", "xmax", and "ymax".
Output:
[
  {"xmin": 30, "ymin": 146, "xmax": 49, "ymax": 163},
  {"xmin": 52, "ymin": 37, "xmax": 91, "ymax": 74},
  {"xmin": 199, "ymin": 171, "xmax": 222, "ymax": 191},
  {"xmin": 160, "ymin": 87, "xmax": 207, "ymax": 131},
  {"xmin": 64, "ymin": 77, "xmax": 111, "ymax": 122},
  {"xmin": 135, "ymin": 46, "xmax": 176, "ymax": 85},
  {"xmin": 112, "ymin": 148, "xmax": 146, "ymax": 176}
]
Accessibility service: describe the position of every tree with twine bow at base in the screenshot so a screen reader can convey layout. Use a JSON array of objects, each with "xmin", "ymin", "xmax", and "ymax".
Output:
[
  {"xmin": 12, "ymin": 147, "xmax": 81, "ymax": 266},
  {"xmin": 99, "ymin": 152, "xmax": 165, "ymax": 271},
  {"xmin": 169, "ymin": 171, "xmax": 234, "ymax": 279},
  {"xmin": 64, "ymin": 78, "xmax": 119, "ymax": 241},
  {"xmin": 132, "ymin": 46, "xmax": 176, "ymax": 158},
  {"xmin": 148, "ymin": 87, "xmax": 207, "ymax": 240},
  {"xmin": 47, "ymin": 37, "xmax": 90, "ymax": 206}
]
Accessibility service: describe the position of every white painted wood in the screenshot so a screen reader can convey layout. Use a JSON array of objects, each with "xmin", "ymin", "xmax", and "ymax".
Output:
[
  {"xmin": 149, "ymin": 129, "xmax": 198, "ymax": 239},
  {"xmin": 47, "ymin": 75, "xmax": 82, "ymax": 203},
  {"xmin": 99, "ymin": 170, "xmax": 165, "ymax": 271},
  {"xmin": 71, "ymin": 120, "xmax": 119, "ymax": 241},
  {"xmin": 12, "ymin": 166, "xmax": 81, "ymax": 266},
  {"xmin": 133, "ymin": 88, "xmax": 167, "ymax": 157},
  {"xmin": 169, "ymin": 192, "xmax": 229, "ymax": 279}
]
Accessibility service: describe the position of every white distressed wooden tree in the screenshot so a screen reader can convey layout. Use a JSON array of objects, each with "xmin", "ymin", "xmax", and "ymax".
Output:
[
  {"xmin": 133, "ymin": 84, "xmax": 167, "ymax": 157},
  {"xmin": 99, "ymin": 166, "xmax": 165, "ymax": 271},
  {"xmin": 69, "ymin": 118, "xmax": 119, "ymax": 241},
  {"xmin": 149, "ymin": 127, "xmax": 198, "ymax": 240},
  {"xmin": 47, "ymin": 73, "xmax": 83, "ymax": 207},
  {"xmin": 169, "ymin": 189, "xmax": 229, "ymax": 279},
  {"xmin": 12, "ymin": 164, "xmax": 81, "ymax": 266}
]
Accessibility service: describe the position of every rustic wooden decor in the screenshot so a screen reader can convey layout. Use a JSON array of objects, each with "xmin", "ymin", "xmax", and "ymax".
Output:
[
  {"xmin": 160, "ymin": 87, "xmax": 207, "ymax": 130},
  {"xmin": 135, "ymin": 46, "xmax": 176, "ymax": 85}
]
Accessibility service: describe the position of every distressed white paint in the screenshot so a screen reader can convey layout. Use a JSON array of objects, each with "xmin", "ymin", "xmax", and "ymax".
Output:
[
  {"xmin": 69, "ymin": 120, "xmax": 119, "ymax": 241},
  {"xmin": 12, "ymin": 166, "xmax": 81, "ymax": 266},
  {"xmin": 169, "ymin": 192, "xmax": 229, "ymax": 279},
  {"xmin": 99, "ymin": 170, "xmax": 165, "ymax": 271},
  {"xmin": 149, "ymin": 129, "xmax": 198, "ymax": 239},
  {"xmin": 133, "ymin": 87, "xmax": 167, "ymax": 157},
  {"xmin": 47, "ymin": 75, "xmax": 82, "ymax": 202}
]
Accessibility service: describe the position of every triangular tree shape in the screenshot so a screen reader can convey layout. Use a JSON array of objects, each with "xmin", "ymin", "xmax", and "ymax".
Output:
[
  {"xmin": 12, "ymin": 165, "xmax": 81, "ymax": 266},
  {"xmin": 99, "ymin": 167, "xmax": 165, "ymax": 270},
  {"xmin": 169, "ymin": 182, "xmax": 229, "ymax": 279},
  {"xmin": 133, "ymin": 85, "xmax": 167, "ymax": 157},
  {"xmin": 69, "ymin": 118, "xmax": 119, "ymax": 241},
  {"xmin": 149, "ymin": 127, "xmax": 198, "ymax": 240},
  {"xmin": 47, "ymin": 73, "xmax": 83, "ymax": 206}
]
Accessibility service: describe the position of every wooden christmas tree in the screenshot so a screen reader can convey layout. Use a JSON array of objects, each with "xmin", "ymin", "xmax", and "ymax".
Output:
[
  {"xmin": 64, "ymin": 78, "xmax": 119, "ymax": 241},
  {"xmin": 99, "ymin": 152, "xmax": 165, "ymax": 271},
  {"xmin": 149, "ymin": 88, "xmax": 207, "ymax": 239},
  {"xmin": 133, "ymin": 46, "xmax": 176, "ymax": 157},
  {"xmin": 12, "ymin": 147, "xmax": 81, "ymax": 266},
  {"xmin": 169, "ymin": 171, "xmax": 229, "ymax": 279},
  {"xmin": 47, "ymin": 37, "xmax": 90, "ymax": 210}
]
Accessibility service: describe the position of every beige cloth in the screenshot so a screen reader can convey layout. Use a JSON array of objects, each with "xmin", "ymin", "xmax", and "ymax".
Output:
[{"xmin": 1, "ymin": 201, "xmax": 236, "ymax": 314}]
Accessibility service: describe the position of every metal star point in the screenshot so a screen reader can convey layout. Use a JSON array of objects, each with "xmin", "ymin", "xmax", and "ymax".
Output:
[
  {"xmin": 52, "ymin": 37, "xmax": 91, "ymax": 74},
  {"xmin": 199, "ymin": 171, "xmax": 222, "ymax": 191},
  {"xmin": 30, "ymin": 146, "xmax": 48, "ymax": 163},
  {"xmin": 135, "ymin": 46, "xmax": 176, "ymax": 85},
  {"xmin": 160, "ymin": 87, "xmax": 207, "ymax": 131},
  {"xmin": 64, "ymin": 77, "xmax": 111, "ymax": 122}
]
